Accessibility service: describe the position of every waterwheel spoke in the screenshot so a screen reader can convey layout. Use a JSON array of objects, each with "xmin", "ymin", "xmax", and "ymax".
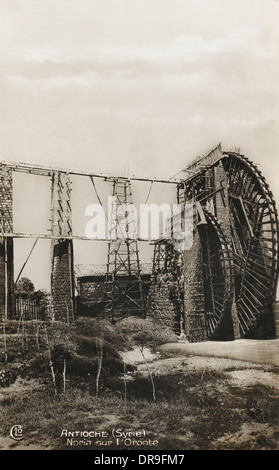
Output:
[{"xmin": 223, "ymin": 152, "xmax": 279, "ymax": 337}]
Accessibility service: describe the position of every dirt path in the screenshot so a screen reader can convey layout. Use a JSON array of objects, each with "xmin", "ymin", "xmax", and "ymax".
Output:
[{"xmin": 159, "ymin": 338, "xmax": 279, "ymax": 367}]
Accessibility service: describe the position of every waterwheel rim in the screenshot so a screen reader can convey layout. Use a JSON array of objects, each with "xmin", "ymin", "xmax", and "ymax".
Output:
[{"xmin": 221, "ymin": 152, "xmax": 279, "ymax": 337}]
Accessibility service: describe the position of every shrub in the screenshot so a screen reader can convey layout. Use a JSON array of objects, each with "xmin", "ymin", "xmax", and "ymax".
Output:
[
  {"xmin": 75, "ymin": 317, "xmax": 127, "ymax": 351},
  {"xmin": 75, "ymin": 335, "xmax": 122, "ymax": 361},
  {"xmin": 0, "ymin": 367, "xmax": 17, "ymax": 388},
  {"xmin": 115, "ymin": 317, "xmax": 178, "ymax": 351}
]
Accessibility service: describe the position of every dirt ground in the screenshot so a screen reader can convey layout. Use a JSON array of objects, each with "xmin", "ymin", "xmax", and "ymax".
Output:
[
  {"xmin": 159, "ymin": 338, "xmax": 279, "ymax": 367},
  {"xmin": 137, "ymin": 344, "xmax": 279, "ymax": 450},
  {"xmin": 1, "ymin": 339, "xmax": 279, "ymax": 451}
]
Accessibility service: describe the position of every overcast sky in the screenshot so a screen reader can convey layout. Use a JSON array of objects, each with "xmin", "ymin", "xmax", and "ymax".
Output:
[{"xmin": 1, "ymin": 0, "xmax": 279, "ymax": 289}]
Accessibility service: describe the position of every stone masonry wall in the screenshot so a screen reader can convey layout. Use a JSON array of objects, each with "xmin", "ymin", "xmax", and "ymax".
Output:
[
  {"xmin": 77, "ymin": 277, "xmax": 106, "ymax": 317},
  {"xmin": 0, "ymin": 165, "xmax": 14, "ymax": 320},
  {"xmin": 182, "ymin": 222, "xmax": 207, "ymax": 342},
  {"xmin": 51, "ymin": 240, "xmax": 74, "ymax": 322},
  {"xmin": 213, "ymin": 161, "xmax": 240, "ymax": 339},
  {"xmin": 147, "ymin": 272, "xmax": 183, "ymax": 334},
  {"xmin": 79, "ymin": 277, "xmax": 106, "ymax": 302},
  {"xmin": 50, "ymin": 172, "xmax": 75, "ymax": 322}
]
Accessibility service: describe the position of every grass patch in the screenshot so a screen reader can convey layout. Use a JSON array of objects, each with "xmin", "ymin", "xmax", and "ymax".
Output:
[
  {"xmin": 1, "ymin": 317, "xmax": 279, "ymax": 450},
  {"xmin": 1, "ymin": 371, "xmax": 279, "ymax": 450}
]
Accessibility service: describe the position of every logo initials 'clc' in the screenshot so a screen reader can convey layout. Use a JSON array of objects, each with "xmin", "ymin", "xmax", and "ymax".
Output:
[{"xmin": 10, "ymin": 425, "xmax": 23, "ymax": 441}]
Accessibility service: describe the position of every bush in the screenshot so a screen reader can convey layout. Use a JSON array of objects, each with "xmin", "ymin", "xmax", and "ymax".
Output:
[
  {"xmin": 43, "ymin": 323, "xmax": 127, "ymax": 395},
  {"xmin": 75, "ymin": 335, "xmax": 122, "ymax": 361},
  {"xmin": 0, "ymin": 315, "xmax": 177, "ymax": 398},
  {"xmin": 75, "ymin": 317, "xmax": 127, "ymax": 351},
  {"xmin": 115, "ymin": 317, "xmax": 178, "ymax": 351},
  {"xmin": 51, "ymin": 340, "xmax": 124, "ymax": 377},
  {"xmin": 0, "ymin": 367, "xmax": 17, "ymax": 388}
]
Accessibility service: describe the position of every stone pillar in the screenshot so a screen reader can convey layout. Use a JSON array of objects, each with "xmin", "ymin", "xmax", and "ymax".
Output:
[
  {"xmin": 50, "ymin": 172, "xmax": 75, "ymax": 322},
  {"xmin": 0, "ymin": 165, "xmax": 15, "ymax": 320},
  {"xmin": 147, "ymin": 244, "xmax": 184, "ymax": 334},
  {"xmin": 214, "ymin": 161, "xmax": 241, "ymax": 339},
  {"xmin": 183, "ymin": 208, "xmax": 207, "ymax": 342}
]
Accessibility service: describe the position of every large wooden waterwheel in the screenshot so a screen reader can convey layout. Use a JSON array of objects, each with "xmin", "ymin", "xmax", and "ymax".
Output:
[
  {"xmin": 222, "ymin": 153, "xmax": 279, "ymax": 338},
  {"xmin": 181, "ymin": 150, "xmax": 279, "ymax": 340},
  {"xmin": 199, "ymin": 209, "xmax": 235, "ymax": 340}
]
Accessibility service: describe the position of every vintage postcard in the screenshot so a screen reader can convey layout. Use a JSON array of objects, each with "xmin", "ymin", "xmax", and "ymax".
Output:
[{"xmin": 0, "ymin": 0, "xmax": 278, "ymax": 455}]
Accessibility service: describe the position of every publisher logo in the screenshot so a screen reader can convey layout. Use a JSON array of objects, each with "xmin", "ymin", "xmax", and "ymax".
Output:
[{"xmin": 10, "ymin": 425, "xmax": 23, "ymax": 441}]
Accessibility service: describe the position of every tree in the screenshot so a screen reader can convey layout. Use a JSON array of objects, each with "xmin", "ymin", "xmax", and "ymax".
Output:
[{"xmin": 15, "ymin": 277, "xmax": 35, "ymax": 295}]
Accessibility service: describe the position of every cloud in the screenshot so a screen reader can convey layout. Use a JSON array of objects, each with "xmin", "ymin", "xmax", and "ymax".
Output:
[
  {"xmin": 8, "ymin": 22, "xmax": 277, "ymax": 67},
  {"xmin": 8, "ymin": 71, "xmax": 100, "ymax": 89},
  {"xmin": 5, "ymin": 47, "xmax": 278, "ymax": 116},
  {"xmin": 0, "ymin": 0, "xmax": 278, "ymax": 182},
  {"xmin": 1, "ymin": 0, "xmax": 278, "ymax": 63}
]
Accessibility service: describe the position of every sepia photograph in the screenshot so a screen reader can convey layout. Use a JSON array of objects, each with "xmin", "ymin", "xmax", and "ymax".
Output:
[{"xmin": 0, "ymin": 0, "xmax": 279, "ymax": 454}]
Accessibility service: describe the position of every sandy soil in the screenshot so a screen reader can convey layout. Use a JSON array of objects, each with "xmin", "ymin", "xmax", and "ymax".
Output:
[
  {"xmin": 1, "ymin": 341, "xmax": 279, "ymax": 451},
  {"xmin": 159, "ymin": 338, "xmax": 279, "ymax": 366}
]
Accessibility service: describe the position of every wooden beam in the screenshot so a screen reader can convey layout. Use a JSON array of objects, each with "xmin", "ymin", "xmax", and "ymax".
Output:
[
  {"xmin": 1, "ymin": 231, "xmax": 185, "ymax": 243},
  {"xmin": 1, "ymin": 161, "xmax": 182, "ymax": 185},
  {"xmin": 196, "ymin": 202, "xmax": 207, "ymax": 226},
  {"xmin": 15, "ymin": 237, "xmax": 39, "ymax": 285},
  {"xmin": 239, "ymin": 196, "xmax": 254, "ymax": 237}
]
